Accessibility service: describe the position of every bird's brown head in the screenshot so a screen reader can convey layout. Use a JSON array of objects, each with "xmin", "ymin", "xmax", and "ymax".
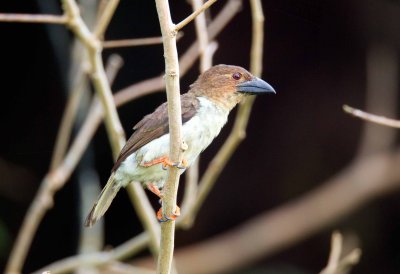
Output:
[{"xmin": 189, "ymin": 64, "xmax": 275, "ymax": 110}]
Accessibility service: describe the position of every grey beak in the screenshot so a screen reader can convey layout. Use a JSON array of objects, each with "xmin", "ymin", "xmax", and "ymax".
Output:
[{"xmin": 236, "ymin": 77, "xmax": 276, "ymax": 95}]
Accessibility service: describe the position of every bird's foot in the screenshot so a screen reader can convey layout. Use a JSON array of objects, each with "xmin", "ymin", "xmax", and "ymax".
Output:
[
  {"xmin": 143, "ymin": 156, "xmax": 187, "ymax": 170},
  {"xmin": 163, "ymin": 158, "xmax": 187, "ymax": 170},
  {"xmin": 157, "ymin": 206, "xmax": 181, "ymax": 222}
]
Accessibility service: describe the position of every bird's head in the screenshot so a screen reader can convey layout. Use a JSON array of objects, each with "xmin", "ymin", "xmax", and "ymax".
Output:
[{"xmin": 189, "ymin": 64, "xmax": 275, "ymax": 110}]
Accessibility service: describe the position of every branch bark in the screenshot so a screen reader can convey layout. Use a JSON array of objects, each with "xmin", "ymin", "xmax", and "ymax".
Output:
[
  {"xmin": 343, "ymin": 105, "xmax": 400, "ymax": 128},
  {"xmin": 320, "ymin": 231, "xmax": 362, "ymax": 274},
  {"xmin": 63, "ymin": 0, "xmax": 126, "ymax": 158},
  {"xmin": 0, "ymin": 13, "xmax": 67, "ymax": 24},
  {"xmin": 154, "ymin": 0, "xmax": 182, "ymax": 272},
  {"xmin": 175, "ymin": 0, "xmax": 218, "ymax": 32}
]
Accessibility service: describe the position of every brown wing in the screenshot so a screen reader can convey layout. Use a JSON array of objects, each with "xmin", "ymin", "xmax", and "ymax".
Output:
[{"xmin": 112, "ymin": 93, "xmax": 200, "ymax": 171}]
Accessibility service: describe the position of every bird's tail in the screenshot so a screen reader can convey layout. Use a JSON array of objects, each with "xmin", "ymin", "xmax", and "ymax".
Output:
[{"xmin": 85, "ymin": 172, "xmax": 121, "ymax": 227}]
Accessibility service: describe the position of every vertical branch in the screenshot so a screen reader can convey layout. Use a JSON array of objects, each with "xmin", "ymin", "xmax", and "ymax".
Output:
[
  {"xmin": 127, "ymin": 183, "xmax": 160, "ymax": 256},
  {"xmin": 249, "ymin": 0, "xmax": 264, "ymax": 77},
  {"xmin": 93, "ymin": 0, "xmax": 120, "ymax": 38},
  {"xmin": 50, "ymin": 71, "xmax": 86, "ymax": 169},
  {"xmin": 154, "ymin": 0, "xmax": 182, "ymax": 273},
  {"xmin": 155, "ymin": 1, "xmax": 219, "ymax": 272},
  {"xmin": 77, "ymin": 54, "xmax": 124, "ymax": 269},
  {"xmin": 63, "ymin": 0, "xmax": 126, "ymax": 159},
  {"xmin": 181, "ymin": 0, "xmax": 218, "ymax": 227},
  {"xmin": 357, "ymin": 44, "xmax": 398, "ymax": 157},
  {"xmin": 192, "ymin": 0, "xmax": 209, "ymax": 72}
]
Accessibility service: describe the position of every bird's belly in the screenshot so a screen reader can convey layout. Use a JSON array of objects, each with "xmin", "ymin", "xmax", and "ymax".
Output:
[{"xmin": 116, "ymin": 153, "xmax": 170, "ymax": 188}]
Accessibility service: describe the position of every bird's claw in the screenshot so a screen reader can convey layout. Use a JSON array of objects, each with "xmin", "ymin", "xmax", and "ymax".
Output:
[
  {"xmin": 157, "ymin": 206, "xmax": 181, "ymax": 222},
  {"xmin": 161, "ymin": 159, "xmax": 187, "ymax": 170}
]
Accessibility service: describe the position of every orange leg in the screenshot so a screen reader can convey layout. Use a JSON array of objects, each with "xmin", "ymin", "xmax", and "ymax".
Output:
[
  {"xmin": 142, "ymin": 156, "xmax": 188, "ymax": 170},
  {"xmin": 147, "ymin": 183, "xmax": 162, "ymax": 198},
  {"xmin": 147, "ymin": 183, "xmax": 181, "ymax": 222}
]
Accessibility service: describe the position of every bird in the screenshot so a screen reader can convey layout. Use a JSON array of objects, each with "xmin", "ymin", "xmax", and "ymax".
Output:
[{"xmin": 85, "ymin": 64, "xmax": 275, "ymax": 227}]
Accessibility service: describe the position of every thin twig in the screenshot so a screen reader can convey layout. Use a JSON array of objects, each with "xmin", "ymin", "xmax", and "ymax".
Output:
[
  {"xmin": 181, "ymin": 158, "xmax": 199, "ymax": 227},
  {"xmin": 105, "ymin": 54, "xmax": 124, "ymax": 84},
  {"xmin": 175, "ymin": 0, "xmax": 218, "ymax": 32},
  {"xmin": 103, "ymin": 33, "xmax": 183, "ymax": 49},
  {"xmin": 356, "ymin": 44, "xmax": 398, "ymax": 157},
  {"xmin": 191, "ymin": 0, "xmax": 209, "ymax": 72},
  {"xmin": 93, "ymin": 0, "xmax": 120, "ymax": 38},
  {"xmin": 154, "ymin": 0, "xmax": 182, "ymax": 272},
  {"xmin": 50, "ymin": 71, "xmax": 86, "ymax": 170},
  {"xmin": 0, "ymin": 13, "xmax": 67, "ymax": 24},
  {"xmin": 73, "ymin": 2, "xmax": 104, "ymax": 267},
  {"xmin": 343, "ymin": 105, "xmax": 400, "ymax": 128},
  {"xmin": 103, "ymin": 37, "xmax": 163, "ymax": 48},
  {"xmin": 249, "ymin": 0, "xmax": 264, "ymax": 77},
  {"xmin": 63, "ymin": 0, "xmax": 126, "ymax": 158},
  {"xmin": 320, "ymin": 231, "xmax": 362, "ymax": 274},
  {"xmin": 76, "ymin": 53, "xmax": 124, "ymax": 259},
  {"xmin": 102, "ymin": 261, "xmax": 156, "ymax": 274},
  {"xmin": 127, "ymin": 183, "xmax": 160, "ymax": 256},
  {"xmin": 180, "ymin": 0, "xmax": 215, "ymax": 228},
  {"xmin": 33, "ymin": 233, "xmax": 149, "ymax": 274},
  {"xmin": 336, "ymin": 249, "xmax": 362, "ymax": 273},
  {"xmin": 322, "ymin": 231, "xmax": 343, "ymax": 274}
]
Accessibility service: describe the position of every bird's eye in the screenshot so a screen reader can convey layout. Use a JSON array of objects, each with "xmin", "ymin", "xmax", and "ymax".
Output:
[{"xmin": 232, "ymin": 72, "xmax": 242, "ymax": 80}]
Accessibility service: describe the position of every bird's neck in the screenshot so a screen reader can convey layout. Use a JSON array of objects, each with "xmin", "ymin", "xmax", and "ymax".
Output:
[{"xmin": 205, "ymin": 93, "xmax": 244, "ymax": 112}]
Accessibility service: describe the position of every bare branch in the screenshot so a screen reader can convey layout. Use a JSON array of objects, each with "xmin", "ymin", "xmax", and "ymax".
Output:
[
  {"xmin": 0, "ymin": 13, "xmax": 67, "ymax": 24},
  {"xmin": 63, "ymin": 0, "xmax": 126, "ymax": 157},
  {"xmin": 343, "ymin": 105, "xmax": 400, "ymax": 128},
  {"xmin": 249, "ymin": 0, "xmax": 264, "ymax": 77},
  {"xmin": 180, "ymin": 0, "xmax": 213, "ymax": 228},
  {"xmin": 191, "ymin": 0, "xmax": 210, "ymax": 72},
  {"xmin": 102, "ymin": 262, "xmax": 156, "ymax": 274},
  {"xmin": 103, "ymin": 33, "xmax": 184, "ymax": 49},
  {"xmin": 103, "ymin": 37, "xmax": 163, "ymax": 48},
  {"xmin": 154, "ymin": 0, "xmax": 183, "ymax": 272},
  {"xmin": 175, "ymin": 0, "xmax": 218, "ymax": 32},
  {"xmin": 320, "ymin": 231, "xmax": 362, "ymax": 274},
  {"xmin": 105, "ymin": 54, "xmax": 124, "ymax": 83},
  {"xmin": 127, "ymin": 183, "xmax": 160, "ymax": 256},
  {"xmin": 356, "ymin": 44, "xmax": 398, "ymax": 157},
  {"xmin": 93, "ymin": 0, "xmax": 120, "ymax": 38},
  {"xmin": 50, "ymin": 71, "xmax": 86, "ymax": 170}
]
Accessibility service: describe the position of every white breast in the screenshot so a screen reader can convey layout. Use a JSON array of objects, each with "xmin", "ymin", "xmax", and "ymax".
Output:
[
  {"xmin": 116, "ymin": 97, "xmax": 229, "ymax": 187},
  {"xmin": 181, "ymin": 97, "xmax": 229, "ymax": 164}
]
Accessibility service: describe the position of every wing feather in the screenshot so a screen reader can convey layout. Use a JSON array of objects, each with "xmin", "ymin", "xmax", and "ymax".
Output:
[{"xmin": 112, "ymin": 93, "xmax": 199, "ymax": 171}]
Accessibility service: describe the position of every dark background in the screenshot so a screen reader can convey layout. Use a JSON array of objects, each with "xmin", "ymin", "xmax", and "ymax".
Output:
[{"xmin": 1, "ymin": 0, "xmax": 400, "ymax": 273}]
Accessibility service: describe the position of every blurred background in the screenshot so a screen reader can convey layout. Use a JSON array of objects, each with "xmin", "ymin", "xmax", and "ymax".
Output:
[{"xmin": 1, "ymin": 0, "xmax": 400, "ymax": 273}]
